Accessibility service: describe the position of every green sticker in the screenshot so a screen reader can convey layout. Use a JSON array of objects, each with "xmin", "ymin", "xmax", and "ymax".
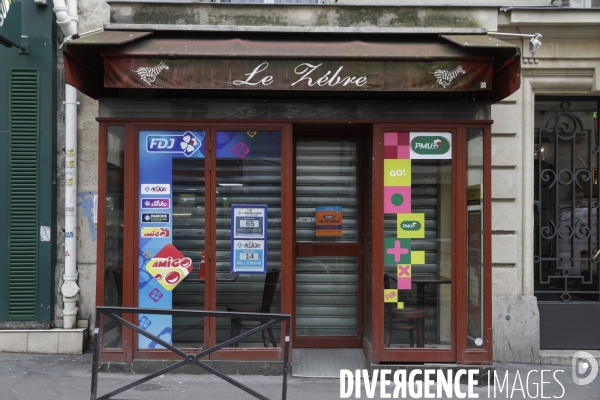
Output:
[
  {"xmin": 400, "ymin": 221, "xmax": 422, "ymax": 231},
  {"xmin": 410, "ymin": 136, "xmax": 451, "ymax": 155},
  {"xmin": 391, "ymin": 193, "xmax": 404, "ymax": 206}
]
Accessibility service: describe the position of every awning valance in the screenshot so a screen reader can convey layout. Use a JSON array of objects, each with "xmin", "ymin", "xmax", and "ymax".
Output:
[{"xmin": 63, "ymin": 32, "xmax": 520, "ymax": 102}]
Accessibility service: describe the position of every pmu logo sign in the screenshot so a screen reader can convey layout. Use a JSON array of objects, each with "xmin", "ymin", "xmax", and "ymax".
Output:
[
  {"xmin": 409, "ymin": 132, "xmax": 452, "ymax": 160},
  {"xmin": 400, "ymin": 221, "xmax": 421, "ymax": 231},
  {"xmin": 411, "ymin": 136, "xmax": 450, "ymax": 155},
  {"xmin": 146, "ymin": 131, "xmax": 202, "ymax": 157}
]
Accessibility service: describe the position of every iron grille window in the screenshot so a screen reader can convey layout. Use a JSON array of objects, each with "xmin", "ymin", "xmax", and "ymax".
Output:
[{"xmin": 534, "ymin": 99, "xmax": 600, "ymax": 302}]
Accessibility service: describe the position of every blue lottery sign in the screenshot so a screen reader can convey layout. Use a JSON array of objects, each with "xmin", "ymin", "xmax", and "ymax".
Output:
[
  {"xmin": 231, "ymin": 204, "xmax": 268, "ymax": 274},
  {"xmin": 233, "ymin": 240, "xmax": 265, "ymax": 272}
]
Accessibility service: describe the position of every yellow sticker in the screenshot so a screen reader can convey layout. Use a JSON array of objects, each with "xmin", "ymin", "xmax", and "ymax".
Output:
[
  {"xmin": 396, "ymin": 213, "xmax": 425, "ymax": 238},
  {"xmin": 411, "ymin": 250, "xmax": 425, "ymax": 265},
  {"xmin": 384, "ymin": 159, "xmax": 411, "ymax": 187},
  {"xmin": 384, "ymin": 289, "xmax": 398, "ymax": 303}
]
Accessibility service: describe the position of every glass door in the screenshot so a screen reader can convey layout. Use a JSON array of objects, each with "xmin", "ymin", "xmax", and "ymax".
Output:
[{"xmin": 294, "ymin": 139, "xmax": 363, "ymax": 347}]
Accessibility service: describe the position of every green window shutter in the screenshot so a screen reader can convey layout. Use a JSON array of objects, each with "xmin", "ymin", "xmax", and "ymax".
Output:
[{"xmin": 8, "ymin": 69, "xmax": 39, "ymax": 320}]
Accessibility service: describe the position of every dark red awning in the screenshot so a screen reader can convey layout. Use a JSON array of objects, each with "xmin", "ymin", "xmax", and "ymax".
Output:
[{"xmin": 63, "ymin": 32, "xmax": 520, "ymax": 102}]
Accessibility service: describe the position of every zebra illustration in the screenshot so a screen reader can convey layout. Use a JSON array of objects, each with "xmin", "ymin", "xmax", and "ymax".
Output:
[
  {"xmin": 132, "ymin": 62, "xmax": 169, "ymax": 86},
  {"xmin": 431, "ymin": 65, "xmax": 466, "ymax": 88}
]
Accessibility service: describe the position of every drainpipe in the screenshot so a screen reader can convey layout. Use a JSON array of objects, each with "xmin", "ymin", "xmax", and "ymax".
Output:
[{"xmin": 53, "ymin": 0, "xmax": 80, "ymax": 329}]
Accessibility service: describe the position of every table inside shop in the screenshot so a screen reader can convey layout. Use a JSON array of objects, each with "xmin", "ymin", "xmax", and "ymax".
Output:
[
  {"xmin": 182, "ymin": 273, "xmax": 240, "ymax": 283},
  {"xmin": 409, "ymin": 274, "xmax": 452, "ymax": 307},
  {"xmin": 389, "ymin": 274, "xmax": 451, "ymax": 347}
]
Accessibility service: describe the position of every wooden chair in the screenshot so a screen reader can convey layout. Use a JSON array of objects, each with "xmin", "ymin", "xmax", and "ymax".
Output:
[
  {"xmin": 384, "ymin": 274, "xmax": 426, "ymax": 348},
  {"xmin": 227, "ymin": 269, "xmax": 280, "ymax": 347}
]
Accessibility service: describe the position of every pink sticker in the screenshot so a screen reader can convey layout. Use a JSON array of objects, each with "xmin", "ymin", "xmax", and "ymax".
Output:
[
  {"xmin": 384, "ymin": 132, "xmax": 410, "ymax": 159},
  {"xmin": 149, "ymin": 288, "xmax": 163, "ymax": 302},
  {"xmin": 384, "ymin": 186, "xmax": 411, "ymax": 214},
  {"xmin": 384, "ymin": 132, "xmax": 399, "ymax": 146},
  {"xmin": 397, "ymin": 278, "xmax": 412, "ymax": 290},
  {"xmin": 232, "ymin": 142, "xmax": 250, "ymax": 158}
]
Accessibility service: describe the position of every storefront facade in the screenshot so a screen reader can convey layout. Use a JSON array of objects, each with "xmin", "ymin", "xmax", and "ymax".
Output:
[{"xmin": 62, "ymin": 22, "xmax": 521, "ymax": 366}]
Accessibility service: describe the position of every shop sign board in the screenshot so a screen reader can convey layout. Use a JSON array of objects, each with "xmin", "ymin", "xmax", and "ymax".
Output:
[
  {"xmin": 231, "ymin": 205, "xmax": 268, "ymax": 274},
  {"xmin": 105, "ymin": 58, "xmax": 493, "ymax": 92}
]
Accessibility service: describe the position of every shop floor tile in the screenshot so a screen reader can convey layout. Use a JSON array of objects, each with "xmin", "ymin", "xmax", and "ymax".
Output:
[{"xmin": 292, "ymin": 348, "xmax": 367, "ymax": 378}]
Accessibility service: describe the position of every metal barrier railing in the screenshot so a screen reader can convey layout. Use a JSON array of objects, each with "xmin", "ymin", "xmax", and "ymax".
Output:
[{"xmin": 90, "ymin": 306, "xmax": 291, "ymax": 400}]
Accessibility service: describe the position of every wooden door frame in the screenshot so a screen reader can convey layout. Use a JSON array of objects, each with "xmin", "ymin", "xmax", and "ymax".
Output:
[
  {"xmin": 370, "ymin": 122, "xmax": 493, "ymax": 364},
  {"xmin": 291, "ymin": 131, "xmax": 367, "ymax": 348},
  {"xmin": 96, "ymin": 121, "xmax": 293, "ymax": 362},
  {"xmin": 96, "ymin": 118, "xmax": 493, "ymax": 364}
]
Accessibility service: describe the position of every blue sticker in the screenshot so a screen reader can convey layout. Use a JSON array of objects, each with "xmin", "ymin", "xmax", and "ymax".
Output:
[{"xmin": 146, "ymin": 131, "xmax": 203, "ymax": 157}]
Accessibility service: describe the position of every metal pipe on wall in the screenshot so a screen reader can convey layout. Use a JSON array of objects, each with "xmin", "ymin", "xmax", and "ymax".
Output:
[{"xmin": 52, "ymin": 0, "xmax": 80, "ymax": 329}]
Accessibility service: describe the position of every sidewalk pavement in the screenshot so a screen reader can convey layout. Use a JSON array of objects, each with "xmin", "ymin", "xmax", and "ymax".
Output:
[{"xmin": 0, "ymin": 352, "xmax": 598, "ymax": 400}]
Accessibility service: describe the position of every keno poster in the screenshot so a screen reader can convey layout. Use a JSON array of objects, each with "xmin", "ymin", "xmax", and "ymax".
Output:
[{"xmin": 231, "ymin": 205, "xmax": 268, "ymax": 273}]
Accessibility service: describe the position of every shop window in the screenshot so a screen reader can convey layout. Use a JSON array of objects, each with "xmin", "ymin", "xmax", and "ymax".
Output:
[
  {"xmin": 102, "ymin": 126, "xmax": 125, "ymax": 349},
  {"xmin": 214, "ymin": 130, "xmax": 283, "ymax": 347},
  {"xmin": 383, "ymin": 132, "xmax": 452, "ymax": 349},
  {"xmin": 466, "ymin": 128, "xmax": 484, "ymax": 349}
]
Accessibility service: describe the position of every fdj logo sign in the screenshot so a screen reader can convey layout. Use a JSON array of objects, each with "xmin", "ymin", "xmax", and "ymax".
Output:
[
  {"xmin": 147, "ymin": 131, "xmax": 202, "ymax": 157},
  {"xmin": 400, "ymin": 221, "xmax": 421, "ymax": 231},
  {"xmin": 411, "ymin": 136, "xmax": 450, "ymax": 155}
]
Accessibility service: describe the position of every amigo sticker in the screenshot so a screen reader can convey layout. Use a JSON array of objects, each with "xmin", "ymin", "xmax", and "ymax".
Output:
[
  {"xmin": 141, "ymin": 227, "xmax": 171, "ymax": 238},
  {"xmin": 145, "ymin": 244, "xmax": 193, "ymax": 290},
  {"xmin": 409, "ymin": 132, "xmax": 452, "ymax": 159}
]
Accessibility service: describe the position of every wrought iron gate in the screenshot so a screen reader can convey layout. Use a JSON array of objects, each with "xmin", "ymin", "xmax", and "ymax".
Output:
[{"xmin": 534, "ymin": 99, "xmax": 600, "ymax": 349}]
